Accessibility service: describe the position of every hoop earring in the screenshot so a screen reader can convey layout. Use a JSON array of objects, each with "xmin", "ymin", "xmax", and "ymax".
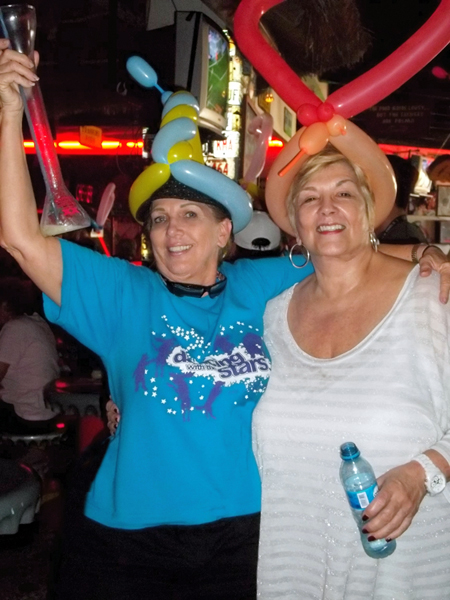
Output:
[
  {"xmin": 369, "ymin": 230, "xmax": 379, "ymax": 252},
  {"xmin": 289, "ymin": 243, "xmax": 311, "ymax": 269}
]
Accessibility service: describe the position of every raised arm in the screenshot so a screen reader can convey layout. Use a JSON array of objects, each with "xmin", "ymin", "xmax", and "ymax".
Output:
[{"xmin": 0, "ymin": 39, "xmax": 61, "ymax": 305}]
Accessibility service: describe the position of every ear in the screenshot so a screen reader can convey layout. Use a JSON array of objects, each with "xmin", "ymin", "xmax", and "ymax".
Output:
[{"xmin": 217, "ymin": 218, "xmax": 233, "ymax": 249}]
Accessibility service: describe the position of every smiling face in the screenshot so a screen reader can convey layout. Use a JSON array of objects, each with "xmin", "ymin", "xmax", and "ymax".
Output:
[
  {"xmin": 148, "ymin": 198, "xmax": 232, "ymax": 285},
  {"xmin": 293, "ymin": 161, "xmax": 373, "ymax": 258}
]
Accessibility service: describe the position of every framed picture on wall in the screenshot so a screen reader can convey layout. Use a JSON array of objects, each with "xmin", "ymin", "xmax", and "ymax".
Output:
[{"xmin": 437, "ymin": 185, "xmax": 450, "ymax": 216}]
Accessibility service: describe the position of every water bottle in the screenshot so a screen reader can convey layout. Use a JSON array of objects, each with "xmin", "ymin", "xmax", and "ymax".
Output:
[{"xmin": 339, "ymin": 441, "xmax": 396, "ymax": 559}]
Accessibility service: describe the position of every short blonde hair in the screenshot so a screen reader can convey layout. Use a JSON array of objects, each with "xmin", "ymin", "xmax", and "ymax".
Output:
[{"xmin": 286, "ymin": 145, "xmax": 375, "ymax": 234}]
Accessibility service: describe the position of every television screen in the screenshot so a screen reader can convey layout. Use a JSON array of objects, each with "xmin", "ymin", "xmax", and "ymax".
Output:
[
  {"xmin": 205, "ymin": 25, "xmax": 228, "ymax": 120},
  {"xmin": 175, "ymin": 12, "xmax": 229, "ymax": 136}
]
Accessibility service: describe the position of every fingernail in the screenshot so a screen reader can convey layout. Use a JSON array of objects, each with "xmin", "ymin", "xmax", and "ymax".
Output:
[
  {"xmin": 368, "ymin": 536, "xmax": 376, "ymax": 542},
  {"xmin": 362, "ymin": 528, "xmax": 368, "ymax": 534},
  {"xmin": 386, "ymin": 538, "xmax": 392, "ymax": 542},
  {"xmin": 362, "ymin": 515, "xmax": 369, "ymax": 522}
]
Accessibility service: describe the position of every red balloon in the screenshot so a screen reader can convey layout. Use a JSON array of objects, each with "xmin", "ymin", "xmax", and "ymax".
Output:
[
  {"xmin": 234, "ymin": 0, "xmax": 450, "ymax": 120},
  {"xmin": 234, "ymin": 0, "xmax": 321, "ymax": 114},
  {"xmin": 329, "ymin": 0, "xmax": 450, "ymax": 117},
  {"xmin": 317, "ymin": 103, "xmax": 334, "ymax": 122},
  {"xmin": 297, "ymin": 104, "xmax": 319, "ymax": 126}
]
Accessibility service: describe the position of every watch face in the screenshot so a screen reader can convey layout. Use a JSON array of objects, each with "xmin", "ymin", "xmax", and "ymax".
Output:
[{"xmin": 430, "ymin": 474, "xmax": 446, "ymax": 493}]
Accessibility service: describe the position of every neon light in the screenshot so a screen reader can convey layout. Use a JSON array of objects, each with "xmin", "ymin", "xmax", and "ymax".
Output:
[
  {"xmin": 269, "ymin": 139, "xmax": 284, "ymax": 148},
  {"xmin": 98, "ymin": 236, "xmax": 111, "ymax": 257},
  {"xmin": 56, "ymin": 422, "xmax": 65, "ymax": 429},
  {"xmin": 58, "ymin": 141, "xmax": 89, "ymax": 149},
  {"xmin": 24, "ymin": 137, "xmax": 144, "ymax": 155},
  {"xmin": 101, "ymin": 141, "xmax": 121, "ymax": 149}
]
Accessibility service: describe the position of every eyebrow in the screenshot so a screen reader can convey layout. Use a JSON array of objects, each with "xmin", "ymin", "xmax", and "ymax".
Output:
[
  {"xmin": 151, "ymin": 201, "xmax": 201, "ymax": 213},
  {"xmin": 300, "ymin": 178, "xmax": 356, "ymax": 192}
]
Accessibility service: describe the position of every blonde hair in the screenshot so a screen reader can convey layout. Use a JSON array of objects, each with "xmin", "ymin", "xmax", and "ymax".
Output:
[{"xmin": 286, "ymin": 145, "xmax": 375, "ymax": 234}]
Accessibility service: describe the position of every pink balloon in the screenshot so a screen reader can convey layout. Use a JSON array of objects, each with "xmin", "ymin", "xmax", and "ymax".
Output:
[
  {"xmin": 96, "ymin": 182, "xmax": 116, "ymax": 227},
  {"xmin": 432, "ymin": 65, "xmax": 449, "ymax": 79},
  {"xmin": 234, "ymin": 0, "xmax": 450, "ymax": 122},
  {"xmin": 242, "ymin": 113, "xmax": 274, "ymax": 183}
]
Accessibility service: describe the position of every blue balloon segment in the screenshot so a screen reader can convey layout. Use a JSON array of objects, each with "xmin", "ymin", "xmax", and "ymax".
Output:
[
  {"xmin": 162, "ymin": 92, "xmax": 200, "ymax": 118},
  {"xmin": 171, "ymin": 161, "xmax": 253, "ymax": 233},
  {"xmin": 152, "ymin": 118, "xmax": 197, "ymax": 164},
  {"xmin": 126, "ymin": 56, "xmax": 160, "ymax": 90},
  {"xmin": 161, "ymin": 91, "xmax": 173, "ymax": 104}
]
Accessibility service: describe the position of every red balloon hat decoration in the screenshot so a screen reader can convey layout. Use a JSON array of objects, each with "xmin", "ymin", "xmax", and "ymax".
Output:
[{"xmin": 233, "ymin": 0, "xmax": 450, "ymax": 235}]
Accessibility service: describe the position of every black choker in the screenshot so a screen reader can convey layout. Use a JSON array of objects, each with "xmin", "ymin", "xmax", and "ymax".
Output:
[{"xmin": 160, "ymin": 272, "xmax": 227, "ymax": 298}]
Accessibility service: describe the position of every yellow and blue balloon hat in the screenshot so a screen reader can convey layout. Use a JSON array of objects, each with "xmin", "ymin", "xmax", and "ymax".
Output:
[{"xmin": 127, "ymin": 56, "xmax": 252, "ymax": 233}]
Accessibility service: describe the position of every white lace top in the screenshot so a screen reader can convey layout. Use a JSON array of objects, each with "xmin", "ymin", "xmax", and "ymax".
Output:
[{"xmin": 253, "ymin": 267, "xmax": 450, "ymax": 599}]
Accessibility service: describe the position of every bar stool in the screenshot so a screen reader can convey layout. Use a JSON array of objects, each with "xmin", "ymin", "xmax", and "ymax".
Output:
[
  {"xmin": 0, "ymin": 428, "xmax": 67, "ymax": 479},
  {"xmin": 0, "ymin": 459, "xmax": 40, "ymax": 535}
]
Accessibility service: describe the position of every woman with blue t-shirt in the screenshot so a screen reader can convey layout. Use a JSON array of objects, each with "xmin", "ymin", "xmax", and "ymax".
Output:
[
  {"xmin": 0, "ymin": 42, "xmax": 316, "ymax": 600},
  {"xmin": 0, "ymin": 42, "xmax": 447, "ymax": 600}
]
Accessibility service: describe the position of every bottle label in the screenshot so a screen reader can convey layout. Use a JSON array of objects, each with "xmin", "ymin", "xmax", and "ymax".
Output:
[{"xmin": 346, "ymin": 483, "xmax": 378, "ymax": 510}]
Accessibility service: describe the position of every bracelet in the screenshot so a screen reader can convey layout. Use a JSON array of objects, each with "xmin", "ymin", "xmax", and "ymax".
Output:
[
  {"xmin": 412, "ymin": 244, "xmax": 440, "ymax": 264},
  {"xmin": 411, "ymin": 243, "xmax": 424, "ymax": 264},
  {"xmin": 421, "ymin": 245, "xmax": 440, "ymax": 259}
]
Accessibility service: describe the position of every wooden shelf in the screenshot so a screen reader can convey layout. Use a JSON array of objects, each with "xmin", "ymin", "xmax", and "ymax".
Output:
[{"xmin": 407, "ymin": 215, "xmax": 450, "ymax": 222}]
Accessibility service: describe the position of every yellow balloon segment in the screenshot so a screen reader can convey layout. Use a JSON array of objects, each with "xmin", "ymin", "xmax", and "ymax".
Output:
[
  {"xmin": 160, "ymin": 104, "xmax": 204, "ymax": 165},
  {"xmin": 129, "ymin": 162, "xmax": 171, "ymax": 222},
  {"xmin": 160, "ymin": 104, "xmax": 198, "ymax": 126},
  {"xmin": 168, "ymin": 141, "xmax": 194, "ymax": 163}
]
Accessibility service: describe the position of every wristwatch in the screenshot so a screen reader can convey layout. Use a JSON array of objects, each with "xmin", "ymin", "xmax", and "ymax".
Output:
[{"xmin": 412, "ymin": 453, "xmax": 447, "ymax": 496}]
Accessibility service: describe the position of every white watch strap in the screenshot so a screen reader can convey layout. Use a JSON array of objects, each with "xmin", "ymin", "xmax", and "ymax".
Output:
[{"xmin": 412, "ymin": 453, "xmax": 446, "ymax": 495}]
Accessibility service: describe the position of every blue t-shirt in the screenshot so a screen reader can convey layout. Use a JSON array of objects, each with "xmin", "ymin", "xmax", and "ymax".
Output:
[{"xmin": 44, "ymin": 240, "xmax": 314, "ymax": 529}]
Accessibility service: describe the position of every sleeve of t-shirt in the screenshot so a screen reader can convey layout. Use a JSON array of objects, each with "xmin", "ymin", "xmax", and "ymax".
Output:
[
  {"xmin": 43, "ymin": 239, "xmax": 135, "ymax": 359},
  {"xmin": 228, "ymin": 255, "xmax": 314, "ymax": 304}
]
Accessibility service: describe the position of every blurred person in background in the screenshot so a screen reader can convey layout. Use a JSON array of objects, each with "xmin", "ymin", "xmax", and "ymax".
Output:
[
  {"xmin": 0, "ymin": 277, "xmax": 60, "ymax": 434},
  {"xmin": 376, "ymin": 155, "xmax": 427, "ymax": 245}
]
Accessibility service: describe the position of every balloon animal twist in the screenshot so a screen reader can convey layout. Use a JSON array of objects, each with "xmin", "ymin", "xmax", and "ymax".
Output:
[{"xmin": 127, "ymin": 56, "xmax": 252, "ymax": 232}]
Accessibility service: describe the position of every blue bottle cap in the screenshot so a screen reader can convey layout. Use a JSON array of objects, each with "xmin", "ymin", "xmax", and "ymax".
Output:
[{"xmin": 340, "ymin": 442, "xmax": 360, "ymax": 460}]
